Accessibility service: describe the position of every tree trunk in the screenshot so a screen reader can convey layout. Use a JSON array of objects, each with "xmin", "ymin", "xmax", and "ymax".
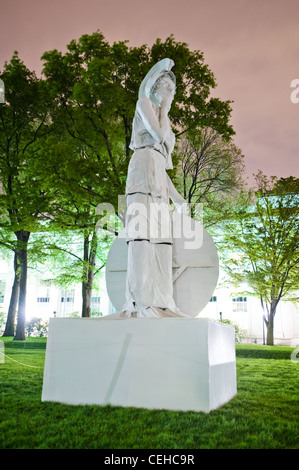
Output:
[
  {"xmin": 82, "ymin": 231, "xmax": 90, "ymax": 317},
  {"xmin": 2, "ymin": 251, "xmax": 20, "ymax": 337},
  {"xmin": 266, "ymin": 315, "xmax": 274, "ymax": 346},
  {"xmin": 265, "ymin": 300, "xmax": 278, "ymax": 346},
  {"xmin": 14, "ymin": 230, "xmax": 30, "ymax": 341},
  {"xmin": 82, "ymin": 283, "xmax": 92, "ymax": 318},
  {"xmin": 81, "ymin": 230, "xmax": 98, "ymax": 317}
]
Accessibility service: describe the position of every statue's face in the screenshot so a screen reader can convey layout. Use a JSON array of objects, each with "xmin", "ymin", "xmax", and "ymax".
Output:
[{"xmin": 153, "ymin": 76, "xmax": 176, "ymax": 105}]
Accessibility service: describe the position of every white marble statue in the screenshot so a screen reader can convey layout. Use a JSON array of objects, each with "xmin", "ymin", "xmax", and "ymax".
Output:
[{"xmin": 122, "ymin": 58, "xmax": 187, "ymax": 318}]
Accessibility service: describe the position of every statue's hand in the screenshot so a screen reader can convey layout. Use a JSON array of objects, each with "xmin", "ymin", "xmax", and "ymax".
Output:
[
  {"xmin": 161, "ymin": 95, "xmax": 173, "ymax": 114},
  {"xmin": 175, "ymin": 200, "xmax": 188, "ymax": 215}
]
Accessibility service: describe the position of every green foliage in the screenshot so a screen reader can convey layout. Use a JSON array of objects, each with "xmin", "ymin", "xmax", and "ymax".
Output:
[
  {"xmin": 31, "ymin": 229, "xmax": 113, "ymax": 288},
  {"xmin": 0, "ymin": 308, "xmax": 5, "ymax": 334},
  {"xmin": 68, "ymin": 311, "xmax": 80, "ymax": 318},
  {"xmin": 39, "ymin": 31, "xmax": 235, "ymax": 215},
  {"xmin": 0, "ymin": 52, "xmax": 53, "ymax": 235},
  {"xmin": 222, "ymin": 175, "xmax": 299, "ymax": 301},
  {"xmin": 173, "ymin": 128, "xmax": 246, "ymax": 227},
  {"xmin": 219, "ymin": 172, "xmax": 299, "ymax": 344},
  {"xmin": 0, "ymin": 338, "xmax": 298, "ymax": 449},
  {"xmin": 220, "ymin": 319, "xmax": 248, "ymax": 343},
  {"xmin": 90, "ymin": 311, "xmax": 103, "ymax": 318},
  {"xmin": 0, "ymin": 53, "xmax": 56, "ymax": 339}
]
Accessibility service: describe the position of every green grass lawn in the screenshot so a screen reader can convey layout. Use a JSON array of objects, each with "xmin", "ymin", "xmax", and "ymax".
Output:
[{"xmin": 0, "ymin": 337, "xmax": 298, "ymax": 449}]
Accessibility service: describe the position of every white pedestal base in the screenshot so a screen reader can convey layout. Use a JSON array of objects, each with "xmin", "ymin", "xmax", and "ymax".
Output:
[{"xmin": 42, "ymin": 317, "xmax": 237, "ymax": 413}]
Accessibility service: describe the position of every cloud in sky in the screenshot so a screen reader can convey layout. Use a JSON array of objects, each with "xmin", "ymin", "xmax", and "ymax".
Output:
[{"xmin": 1, "ymin": 0, "xmax": 298, "ymax": 184}]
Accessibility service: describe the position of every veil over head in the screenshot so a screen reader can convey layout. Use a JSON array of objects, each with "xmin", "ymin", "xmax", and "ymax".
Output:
[{"xmin": 138, "ymin": 58, "xmax": 175, "ymax": 104}]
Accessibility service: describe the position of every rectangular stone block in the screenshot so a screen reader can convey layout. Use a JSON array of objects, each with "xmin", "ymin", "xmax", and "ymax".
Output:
[{"xmin": 42, "ymin": 317, "xmax": 237, "ymax": 412}]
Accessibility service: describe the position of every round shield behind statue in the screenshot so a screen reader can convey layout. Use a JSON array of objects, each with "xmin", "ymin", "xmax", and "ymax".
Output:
[{"xmin": 105, "ymin": 212, "xmax": 219, "ymax": 317}]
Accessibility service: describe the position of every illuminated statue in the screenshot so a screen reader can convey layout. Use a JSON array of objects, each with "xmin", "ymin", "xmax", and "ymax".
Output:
[{"xmin": 123, "ymin": 59, "xmax": 186, "ymax": 318}]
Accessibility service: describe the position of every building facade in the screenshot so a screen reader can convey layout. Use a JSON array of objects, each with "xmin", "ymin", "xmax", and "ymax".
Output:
[
  {"xmin": 1, "ymin": 258, "xmax": 298, "ymax": 345},
  {"xmin": 199, "ymin": 285, "xmax": 299, "ymax": 346}
]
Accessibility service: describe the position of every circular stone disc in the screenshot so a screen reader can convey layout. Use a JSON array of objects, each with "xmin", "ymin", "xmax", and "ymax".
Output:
[{"xmin": 105, "ymin": 212, "xmax": 219, "ymax": 317}]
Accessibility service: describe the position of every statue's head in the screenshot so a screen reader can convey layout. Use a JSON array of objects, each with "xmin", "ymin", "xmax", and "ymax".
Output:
[
  {"xmin": 138, "ymin": 58, "xmax": 176, "ymax": 105},
  {"xmin": 150, "ymin": 72, "xmax": 176, "ymax": 105}
]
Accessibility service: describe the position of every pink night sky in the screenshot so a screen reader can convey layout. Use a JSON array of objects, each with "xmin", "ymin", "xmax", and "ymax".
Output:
[{"xmin": 1, "ymin": 0, "xmax": 298, "ymax": 185}]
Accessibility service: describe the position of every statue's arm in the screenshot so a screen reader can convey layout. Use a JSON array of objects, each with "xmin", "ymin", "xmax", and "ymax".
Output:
[
  {"xmin": 137, "ymin": 97, "xmax": 170, "ymax": 144},
  {"xmin": 167, "ymin": 174, "xmax": 187, "ymax": 213}
]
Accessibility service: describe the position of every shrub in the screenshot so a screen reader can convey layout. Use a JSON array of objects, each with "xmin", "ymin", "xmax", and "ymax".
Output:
[
  {"xmin": 25, "ymin": 317, "xmax": 48, "ymax": 337},
  {"xmin": 0, "ymin": 308, "xmax": 5, "ymax": 334},
  {"xmin": 220, "ymin": 319, "xmax": 247, "ymax": 343}
]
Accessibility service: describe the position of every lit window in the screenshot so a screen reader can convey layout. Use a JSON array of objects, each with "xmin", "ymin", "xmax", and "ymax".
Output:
[
  {"xmin": 91, "ymin": 296, "xmax": 101, "ymax": 313},
  {"xmin": 232, "ymin": 297, "xmax": 247, "ymax": 312},
  {"xmin": 60, "ymin": 289, "xmax": 75, "ymax": 315}
]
